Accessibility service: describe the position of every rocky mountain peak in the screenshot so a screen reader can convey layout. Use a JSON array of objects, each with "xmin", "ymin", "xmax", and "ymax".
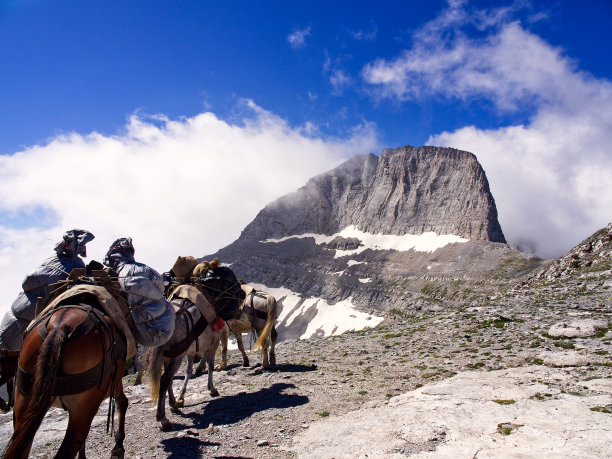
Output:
[
  {"xmin": 239, "ymin": 145, "xmax": 505, "ymax": 243},
  {"xmin": 529, "ymin": 221, "xmax": 612, "ymax": 282}
]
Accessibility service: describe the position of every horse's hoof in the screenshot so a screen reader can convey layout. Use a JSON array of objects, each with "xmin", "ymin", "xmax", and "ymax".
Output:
[
  {"xmin": 134, "ymin": 378, "xmax": 142, "ymax": 386},
  {"xmin": 253, "ymin": 367, "xmax": 264, "ymax": 375},
  {"xmin": 170, "ymin": 403, "xmax": 182, "ymax": 413},
  {"xmin": 242, "ymin": 360, "xmax": 250, "ymax": 367},
  {"xmin": 159, "ymin": 419, "xmax": 172, "ymax": 431},
  {"xmin": 210, "ymin": 389, "xmax": 220, "ymax": 397},
  {"xmin": 111, "ymin": 447, "xmax": 125, "ymax": 459},
  {"xmin": 195, "ymin": 368, "xmax": 205, "ymax": 375}
]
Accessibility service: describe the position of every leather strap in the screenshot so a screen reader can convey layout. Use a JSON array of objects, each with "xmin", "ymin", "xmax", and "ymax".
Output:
[{"xmin": 163, "ymin": 298, "xmax": 212, "ymax": 358}]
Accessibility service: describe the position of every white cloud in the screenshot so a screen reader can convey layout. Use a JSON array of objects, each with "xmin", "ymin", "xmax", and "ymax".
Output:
[
  {"xmin": 362, "ymin": 0, "xmax": 612, "ymax": 258},
  {"xmin": 429, "ymin": 95, "xmax": 612, "ymax": 258},
  {"xmin": 287, "ymin": 26, "xmax": 312, "ymax": 49},
  {"xmin": 349, "ymin": 24, "xmax": 378, "ymax": 41},
  {"xmin": 0, "ymin": 101, "xmax": 379, "ymax": 315},
  {"xmin": 330, "ymin": 69, "xmax": 351, "ymax": 95}
]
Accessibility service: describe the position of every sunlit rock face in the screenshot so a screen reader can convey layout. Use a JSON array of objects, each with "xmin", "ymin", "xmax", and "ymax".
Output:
[
  {"xmin": 238, "ymin": 145, "xmax": 505, "ymax": 244},
  {"xmin": 207, "ymin": 145, "xmax": 535, "ymax": 336}
]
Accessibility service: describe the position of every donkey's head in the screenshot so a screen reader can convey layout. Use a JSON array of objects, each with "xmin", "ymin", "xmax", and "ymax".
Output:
[{"xmin": 196, "ymin": 266, "xmax": 245, "ymax": 321}]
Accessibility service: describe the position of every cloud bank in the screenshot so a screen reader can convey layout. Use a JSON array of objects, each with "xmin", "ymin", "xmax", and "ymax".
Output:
[
  {"xmin": 363, "ymin": 1, "xmax": 612, "ymax": 257},
  {"xmin": 0, "ymin": 101, "xmax": 378, "ymax": 314}
]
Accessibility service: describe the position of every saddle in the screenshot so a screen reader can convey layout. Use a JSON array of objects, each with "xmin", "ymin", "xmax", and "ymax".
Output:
[
  {"xmin": 35, "ymin": 269, "xmax": 137, "ymax": 358},
  {"xmin": 15, "ymin": 303, "xmax": 127, "ymax": 397},
  {"xmin": 243, "ymin": 290, "xmax": 269, "ymax": 322}
]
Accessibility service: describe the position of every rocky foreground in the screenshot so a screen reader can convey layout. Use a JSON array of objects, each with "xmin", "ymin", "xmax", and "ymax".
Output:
[{"xmin": 1, "ymin": 286, "xmax": 610, "ymax": 458}]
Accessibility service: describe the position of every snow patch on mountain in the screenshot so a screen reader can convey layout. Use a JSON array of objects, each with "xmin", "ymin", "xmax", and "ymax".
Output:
[
  {"xmin": 251, "ymin": 283, "xmax": 384, "ymax": 340},
  {"xmin": 263, "ymin": 225, "xmax": 468, "ymax": 257}
]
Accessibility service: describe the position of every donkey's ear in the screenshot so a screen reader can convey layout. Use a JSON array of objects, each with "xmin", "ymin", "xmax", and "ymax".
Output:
[{"xmin": 210, "ymin": 258, "xmax": 221, "ymax": 269}]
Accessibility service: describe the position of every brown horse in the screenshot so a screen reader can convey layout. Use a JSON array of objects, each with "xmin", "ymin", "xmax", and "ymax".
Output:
[
  {"xmin": 216, "ymin": 285, "xmax": 278, "ymax": 372},
  {"xmin": 3, "ymin": 304, "xmax": 128, "ymax": 459},
  {"xmin": 149, "ymin": 265, "xmax": 245, "ymax": 431}
]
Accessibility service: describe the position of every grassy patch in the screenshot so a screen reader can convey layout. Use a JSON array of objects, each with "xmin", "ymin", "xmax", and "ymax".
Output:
[
  {"xmin": 319, "ymin": 411, "xmax": 331, "ymax": 417},
  {"xmin": 422, "ymin": 371, "xmax": 441, "ymax": 378},
  {"xmin": 595, "ymin": 328, "xmax": 609, "ymax": 338},
  {"xmin": 554, "ymin": 341, "xmax": 575, "ymax": 350},
  {"xmin": 478, "ymin": 318, "xmax": 512, "ymax": 329},
  {"xmin": 497, "ymin": 422, "xmax": 523, "ymax": 435},
  {"xmin": 467, "ymin": 362, "xmax": 486, "ymax": 369},
  {"xmin": 493, "ymin": 399, "xmax": 516, "ymax": 405},
  {"xmin": 383, "ymin": 332, "xmax": 403, "ymax": 339},
  {"xmin": 590, "ymin": 406, "xmax": 612, "ymax": 414}
]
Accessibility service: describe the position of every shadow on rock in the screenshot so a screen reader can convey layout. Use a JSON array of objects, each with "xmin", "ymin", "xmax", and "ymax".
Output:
[
  {"xmin": 267, "ymin": 363, "xmax": 317, "ymax": 373},
  {"xmin": 189, "ymin": 382, "xmax": 308, "ymax": 427},
  {"xmin": 161, "ymin": 435, "xmax": 219, "ymax": 458}
]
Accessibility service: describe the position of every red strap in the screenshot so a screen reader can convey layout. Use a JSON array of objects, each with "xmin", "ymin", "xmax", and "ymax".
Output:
[{"xmin": 210, "ymin": 316, "xmax": 225, "ymax": 332}]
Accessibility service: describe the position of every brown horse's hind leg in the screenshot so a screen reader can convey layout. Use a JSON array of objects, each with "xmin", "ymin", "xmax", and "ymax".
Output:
[
  {"xmin": 9, "ymin": 385, "xmax": 42, "ymax": 458},
  {"xmin": 56, "ymin": 392, "xmax": 104, "ymax": 459}
]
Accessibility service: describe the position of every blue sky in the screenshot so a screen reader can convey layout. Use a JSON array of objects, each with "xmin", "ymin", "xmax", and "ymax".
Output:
[
  {"xmin": 1, "ymin": 0, "xmax": 611, "ymax": 311},
  {"xmin": 2, "ymin": 0, "xmax": 609, "ymax": 154}
]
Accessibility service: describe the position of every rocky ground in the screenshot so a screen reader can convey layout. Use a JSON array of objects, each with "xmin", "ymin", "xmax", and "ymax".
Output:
[{"xmin": 1, "ymin": 281, "xmax": 610, "ymax": 458}]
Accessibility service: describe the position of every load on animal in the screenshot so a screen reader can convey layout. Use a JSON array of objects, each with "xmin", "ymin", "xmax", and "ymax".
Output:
[
  {"xmin": 0, "ymin": 229, "xmax": 266, "ymax": 456},
  {"xmin": 0, "ymin": 229, "xmax": 95, "ymax": 414},
  {"xmin": 0, "ymin": 233, "xmax": 177, "ymax": 458},
  {"xmin": 215, "ymin": 283, "xmax": 278, "ymax": 372},
  {"xmin": 3, "ymin": 266, "xmax": 133, "ymax": 458},
  {"xmin": 148, "ymin": 256, "xmax": 245, "ymax": 431}
]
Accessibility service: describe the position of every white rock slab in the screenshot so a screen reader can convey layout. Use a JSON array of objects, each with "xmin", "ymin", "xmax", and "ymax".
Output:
[
  {"xmin": 537, "ymin": 350, "xmax": 591, "ymax": 367},
  {"xmin": 548, "ymin": 319, "xmax": 608, "ymax": 338},
  {"xmin": 290, "ymin": 366, "xmax": 612, "ymax": 459}
]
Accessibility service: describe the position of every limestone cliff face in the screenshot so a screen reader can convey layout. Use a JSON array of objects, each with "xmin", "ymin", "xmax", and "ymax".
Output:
[{"xmin": 239, "ymin": 145, "xmax": 506, "ymax": 243}]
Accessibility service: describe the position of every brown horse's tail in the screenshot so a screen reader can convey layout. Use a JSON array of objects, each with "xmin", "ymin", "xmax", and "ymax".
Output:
[
  {"xmin": 250, "ymin": 295, "xmax": 277, "ymax": 355},
  {"xmin": 149, "ymin": 345, "xmax": 164, "ymax": 404},
  {"xmin": 4, "ymin": 324, "xmax": 69, "ymax": 459}
]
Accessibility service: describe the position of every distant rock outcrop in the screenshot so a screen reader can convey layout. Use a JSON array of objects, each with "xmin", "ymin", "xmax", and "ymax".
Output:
[
  {"xmin": 238, "ymin": 145, "xmax": 506, "ymax": 243},
  {"xmin": 530, "ymin": 222, "xmax": 612, "ymax": 282}
]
